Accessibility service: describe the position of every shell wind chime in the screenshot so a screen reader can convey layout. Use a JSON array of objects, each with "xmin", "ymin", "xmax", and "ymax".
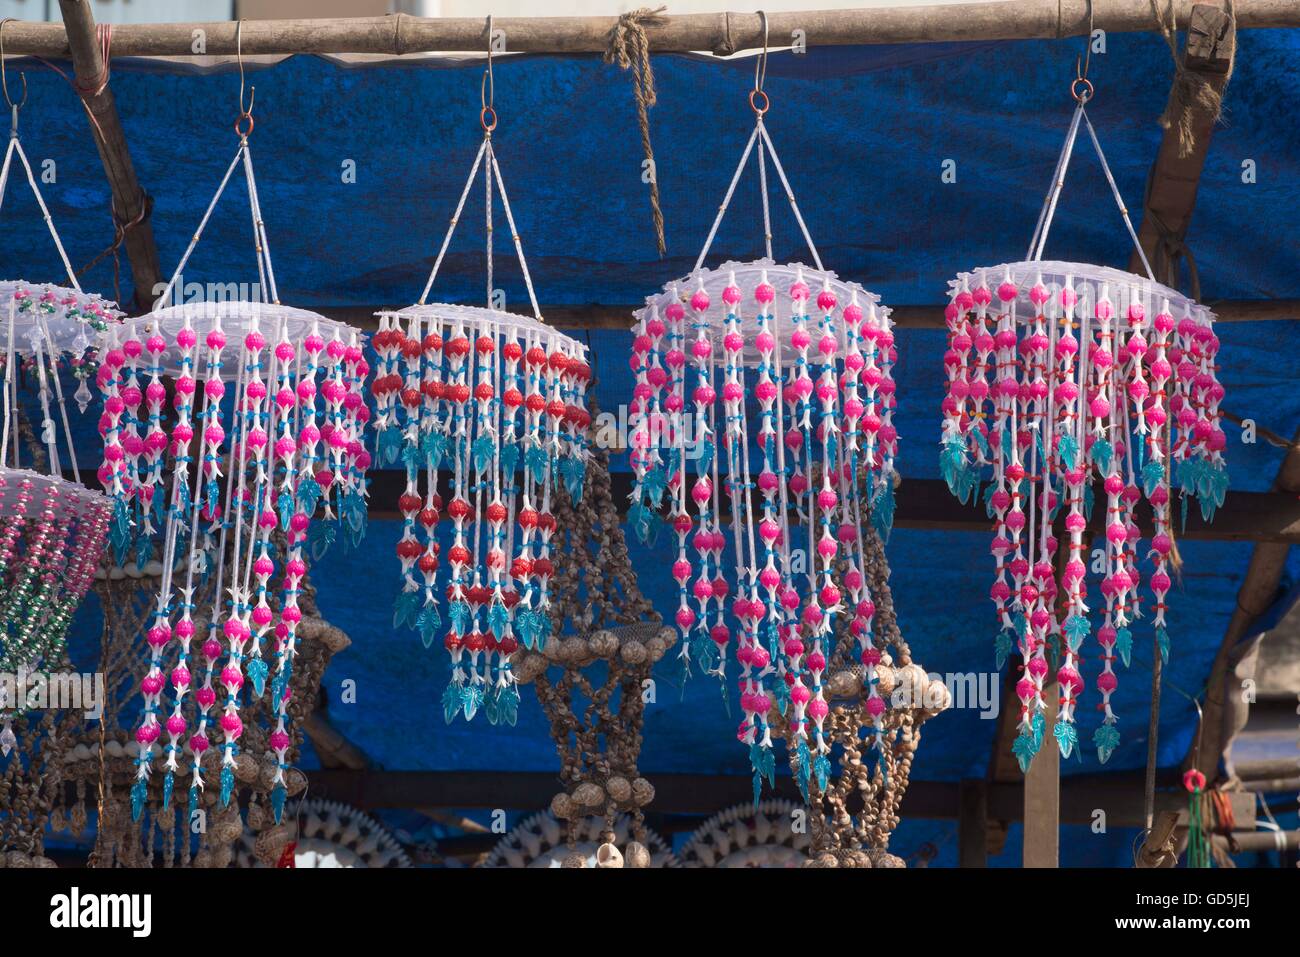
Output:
[
  {"xmin": 0, "ymin": 78, "xmax": 117, "ymax": 756},
  {"xmin": 116, "ymin": 62, "xmax": 370, "ymax": 825},
  {"xmin": 374, "ymin": 53, "xmax": 590, "ymax": 726},
  {"xmin": 939, "ymin": 75, "xmax": 1226, "ymax": 770},
  {"xmin": 626, "ymin": 50, "xmax": 899, "ymax": 800}
]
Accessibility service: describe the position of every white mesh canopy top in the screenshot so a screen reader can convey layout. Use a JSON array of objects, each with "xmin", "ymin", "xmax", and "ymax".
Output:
[
  {"xmin": 372, "ymin": 57, "xmax": 591, "ymax": 731},
  {"xmin": 0, "ymin": 97, "xmax": 115, "ymax": 749},
  {"xmin": 626, "ymin": 40, "xmax": 902, "ymax": 806},
  {"xmin": 939, "ymin": 81, "xmax": 1227, "ymax": 774}
]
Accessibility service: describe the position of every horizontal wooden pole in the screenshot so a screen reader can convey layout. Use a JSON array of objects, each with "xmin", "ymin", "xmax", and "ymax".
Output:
[
  {"xmin": 3, "ymin": 2, "xmax": 1299, "ymax": 59},
  {"xmin": 304, "ymin": 768, "xmax": 1256, "ymax": 828},
  {"xmin": 363, "ymin": 470, "xmax": 1300, "ymax": 545},
  {"xmin": 313, "ymin": 299, "xmax": 1300, "ymax": 333}
]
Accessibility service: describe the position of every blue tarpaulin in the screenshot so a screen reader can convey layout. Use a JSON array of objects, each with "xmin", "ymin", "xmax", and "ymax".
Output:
[{"xmin": 6, "ymin": 29, "xmax": 1299, "ymax": 866}]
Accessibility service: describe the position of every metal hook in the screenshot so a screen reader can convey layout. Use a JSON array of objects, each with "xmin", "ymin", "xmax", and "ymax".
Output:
[
  {"xmin": 481, "ymin": 15, "xmax": 497, "ymax": 133},
  {"xmin": 1072, "ymin": 0, "xmax": 1095, "ymax": 102},
  {"xmin": 750, "ymin": 11, "xmax": 770, "ymax": 116},
  {"xmin": 0, "ymin": 18, "xmax": 29, "ymax": 122},
  {"xmin": 234, "ymin": 19, "xmax": 255, "ymax": 137}
]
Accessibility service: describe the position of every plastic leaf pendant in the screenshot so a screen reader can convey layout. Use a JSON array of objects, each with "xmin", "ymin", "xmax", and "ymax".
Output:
[
  {"xmin": 130, "ymin": 777, "xmax": 147, "ymax": 822},
  {"xmin": 1053, "ymin": 719, "xmax": 1078, "ymax": 759},
  {"xmin": 939, "ymin": 437, "xmax": 968, "ymax": 498},
  {"xmin": 272, "ymin": 784, "xmax": 287, "ymax": 824},
  {"xmin": 393, "ymin": 591, "xmax": 422, "ymax": 630},
  {"xmin": 378, "ymin": 426, "xmax": 403, "ymax": 466},
  {"xmin": 161, "ymin": 771, "xmax": 175, "ymax": 810},
  {"xmin": 277, "ymin": 490, "xmax": 295, "ymax": 531},
  {"xmin": 560, "ymin": 456, "xmax": 585, "ymax": 503},
  {"xmin": 642, "ymin": 466, "xmax": 668, "ymax": 506},
  {"xmin": 297, "ymin": 476, "xmax": 323, "ymax": 517},
  {"xmin": 1083, "ymin": 482, "xmax": 1095, "ymax": 522},
  {"xmin": 484, "ymin": 685, "xmax": 501, "ymax": 726},
  {"xmin": 449, "ymin": 600, "xmax": 470, "ymax": 635},
  {"xmin": 441, "ymin": 682, "xmax": 462, "ymax": 724},
  {"xmin": 525, "ymin": 446, "xmax": 548, "ymax": 482},
  {"xmin": 460, "ymin": 683, "xmax": 485, "ymax": 721},
  {"xmin": 472, "ymin": 435, "xmax": 495, "ymax": 474},
  {"xmin": 698, "ymin": 438, "xmax": 715, "ymax": 476},
  {"xmin": 813, "ymin": 753, "xmax": 831, "ymax": 793},
  {"xmin": 1141, "ymin": 460, "xmax": 1164, "ymax": 497},
  {"xmin": 187, "ymin": 785, "xmax": 200, "ymax": 818},
  {"xmin": 343, "ymin": 490, "xmax": 368, "ymax": 535},
  {"xmin": 1093, "ymin": 722, "xmax": 1121, "ymax": 764},
  {"xmin": 488, "ymin": 600, "xmax": 508, "ymax": 641},
  {"xmin": 499, "ymin": 439, "xmax": 520, "ymax": 476},
  {"xmin": 773, "ymin": 674, "xmax": 792, "ymax": 716},
  {"xmin": 401, "ymin": 444, "xmax": 420, "ymax": 471},
  {"xmin": 1012, "ymin": 728, "xmax": 1039, "ymax": 774},
  {"xmin": 994, "ymin": 629, "xmax": 1014, "ymax": 670},
  {"xmin": 534, "ymin": 611, "xmax": 553, "ymax": 652},
  {"xmin": 247, "ymin": 657, "xmax": 269, "ymax": 698},
  {"xmin": 1090, "ymin": 437, "xmax": 1113, "ymax": 473},
  {"xmin": 308, "ymin": 521, "xmax": 337, "ymax": 562},
  {"xmin": 872, "ymin": 477, "xmax": 897, "ymax": 540},
  {"xmin": 973, "ymin": 426, "xmax": 991, "ymax": 462},
  {"xmin": 135, "ymin": 534, "xmax": 153, "ymax": 572},
  {"xmin": 1115, "ymin": 627, "xmax": 1133, "ymax": 668},
  {"xmin": 1058, "ymin": 433, "xmax": 1078, "ymax": 470},
  {"xmin": 1156, "ymin": 625, "xmax": 1170, "ymax": 665},
  {"xmin": 416, "ymin": 604, "xmax": 441, "ymax": 649},
  {"xmin": 220, "ymin": 765, "xmax": 235, "ymax": 807},
  {"xmin": 1063, "ymin": 614, "xmax": 1090, "ymax": 652},
  {"xmin": 498, "ymin": 684, "xmax": 519, "ymax": 727},
  {"xmin": 205, "ymin": 478, "xmax": 221, "ymax": 520}
]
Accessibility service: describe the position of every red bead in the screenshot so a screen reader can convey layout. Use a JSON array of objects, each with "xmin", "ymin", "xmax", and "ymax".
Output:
[
  {"xmin": 486, "ymin": 502, "xmax": 508, "ymax": 523},
  {"xmin": 447, "ymin": 498, "xmax": 471, "ymax": 520}
]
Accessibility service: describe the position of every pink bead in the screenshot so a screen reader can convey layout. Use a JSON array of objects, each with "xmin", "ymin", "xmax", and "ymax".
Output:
[
  {"xmin": 166, "ymin": 714, "xmax": 188, "ymax": 736},
  {"xmin": 675, "ymin": 607, "xmax": 696, "ymax": 630},
  {"xmin": 219, "ymin": 714, "xmax": 243, "ymax": 737},
  {"xmin": 136, "ymin": 723, "xmax": 160, "ymax": 745},
  {"xmin": 807, "ymin": 698, "xmax": 829, "ymax": 721}
]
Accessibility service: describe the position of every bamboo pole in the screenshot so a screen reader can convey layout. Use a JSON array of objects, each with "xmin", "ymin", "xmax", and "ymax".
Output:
[
  {"xmin": 58, "ymin": 0, "xmax": 162, "ymax": 311},
  {"xmin": 1, "ymin": 2, "xmax": 1298, "ymax": 59}
]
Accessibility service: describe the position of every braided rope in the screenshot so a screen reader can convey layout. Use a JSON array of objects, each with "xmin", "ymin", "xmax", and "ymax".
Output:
[{"xmin": 604, "ymin": 7, "xmax": 668, "ymax": 257}]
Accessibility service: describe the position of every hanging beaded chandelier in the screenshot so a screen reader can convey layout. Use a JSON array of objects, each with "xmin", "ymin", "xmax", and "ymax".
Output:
[
  {"xmin": 626, "ymin": 35, "xmax": 898, "ymax": 795},
  {"xmin": 0, "ymin": 77, "xmax": 117, "ymax": 757},
  {"xmin": 939, "ymin": 72, "xmax": 1226, "ymax": 771},
  {"xmin": 116, "ymin": 48, "xmax": 371, "ymax": 823},
  {"xmin": 373, "ymin": 44, "xmax": 590, "ymax": 726}
]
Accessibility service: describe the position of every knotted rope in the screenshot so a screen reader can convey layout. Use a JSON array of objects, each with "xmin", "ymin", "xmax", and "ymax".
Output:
[
  {"xmin": 604, "ymin": 7, "xmax": 668, "ymax": 256},
  {"xmin": 1149, "ymin": 0, "xmax": 1235, "ymax": 159}
]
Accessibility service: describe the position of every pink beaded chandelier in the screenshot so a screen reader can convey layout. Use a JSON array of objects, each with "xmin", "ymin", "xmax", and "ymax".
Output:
[
  {"xmin": 627, "ymin": 62, "xmax": 898, "ymax": 798},
  {"xmin": 939, "ymin": 79, "xmax": 1227, "ymax": 771},
  {"xmin": 373, "ymin": 54, "xmax": 591, "ymax": 727},
  {"xmin": 0, "ymin": 94, "xmax": 117, "ymax": 757},
  {"xmin": 117, "ymin": 80, "xmax": 370, "ymax": 824}
]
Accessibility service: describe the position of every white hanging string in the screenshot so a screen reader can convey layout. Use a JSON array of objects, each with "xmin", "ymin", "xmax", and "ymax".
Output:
[
  {"xmin": 1028, "ymin": 95, "xmax": 1157, "ymax": 283},
  {"xmin": 417, "ymin": 139, "xmax": 488, "ymax": 306},
  {"xmin": 155, "ymin": 145, "xmax": 246, "ymax": 310}
]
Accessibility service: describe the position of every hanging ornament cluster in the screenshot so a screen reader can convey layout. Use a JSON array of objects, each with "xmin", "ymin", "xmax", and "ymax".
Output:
[
  {"xmin": 118, "ymin": 92, "xmax": 370, "ymax": 825},
  {"xmin": 1, "ymin": 97, "xmax": 118, "ymax": 756},
  {"xmin": 375, "ymin": 65, "xmax": 590, "ymax": 727},
  {"xmin": 626, "ymin": 70, "xmax": 899, "ymax": 798},
  {"xmin": 939, "ymin": 83, "xmax": 1227, "ymax": 771}
]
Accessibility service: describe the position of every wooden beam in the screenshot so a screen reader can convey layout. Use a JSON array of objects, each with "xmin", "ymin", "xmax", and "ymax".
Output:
[
  {"xmin": 1191, "ymin": 425, "xmax": 1300, "ymax": 781},
  {"xmin": 3, "ymin": 2, "xmax": 1298, "ymax": 58},
  {"xmin": 58, "ymin": 0, "xmax": 162, "ymax": 312},
  {"xmin": 1129, "ymin": 3, "xmax": 1237, "ymax": 284},
  {"xmin": 958, "ymin": 778, "xmax": 989, "ymax": 867},
  {"xmin": 311, "ymin": 299, "xmax": 1300, "ymax": 333}
]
